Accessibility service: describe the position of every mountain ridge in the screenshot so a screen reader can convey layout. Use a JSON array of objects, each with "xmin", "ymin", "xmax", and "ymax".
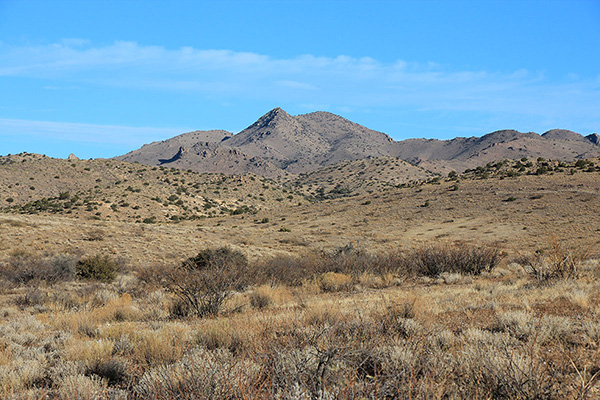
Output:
[{"xmin": 114, "ymin": 108, "xmax": 600, "ymax": 176}]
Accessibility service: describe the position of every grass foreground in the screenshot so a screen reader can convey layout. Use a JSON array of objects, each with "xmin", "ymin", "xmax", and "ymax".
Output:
[{"xmin": 1, "ymin": 243, "xmax": 600, "ymax": 399}]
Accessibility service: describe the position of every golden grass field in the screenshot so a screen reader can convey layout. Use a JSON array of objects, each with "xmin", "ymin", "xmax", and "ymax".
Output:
[{"xmin": 1, "ymin": 155, "xmax": 600, "ymax": 398}]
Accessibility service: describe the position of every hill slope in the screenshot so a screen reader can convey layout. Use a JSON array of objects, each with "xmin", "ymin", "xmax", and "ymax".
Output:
[{"xmin": 0, "ymin": 153, "xmax": 301, "ymax": 223}]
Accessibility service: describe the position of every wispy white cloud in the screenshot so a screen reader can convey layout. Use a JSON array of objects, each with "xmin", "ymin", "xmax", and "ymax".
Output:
[
  {"xmin": 0, "ymin": 40, "xmax": 598, "ymax": 130},
  {"xmin": 0, "ymin": 118, "xmax": 188, "ymax": 146}
]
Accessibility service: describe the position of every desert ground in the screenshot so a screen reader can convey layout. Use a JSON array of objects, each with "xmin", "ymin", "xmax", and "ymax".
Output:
[{"xmin": 1, "ymin": 155, "xmax": 600, "ymax": 398}]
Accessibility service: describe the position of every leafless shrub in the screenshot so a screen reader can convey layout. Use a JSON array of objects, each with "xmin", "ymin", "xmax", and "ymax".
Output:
[
  {"xmin": 389, "ymin": 243, "xmax": 502, "ymax": 277},
  {"xmin": 255, "ymin": 245, "xmax": 393, "ymax": 287},
  {"xmin": 319, "ymin": 272, "xmax": 353, "ymax": 292},
  {"xmin": 165, "ymin": 247, "xmax": 250, "ymax": 317},
  {"xmin": 1, "ymin": 250, "xmax": 48, "ymax": 285},
  {"xmin": 254, "ymin": 251, "xmax": 326, "ymax": 286},
  {"xmin": 518, "ymin": 240, "xmax": 592, "ymax": 281},
  {"xmin": 0, "ymin": 251, "xmax": 79, "ymax": 285},
  {"xmin": 48, "ymin": 254, "xmax": 78, "ymax": 281},
  {"xmin": 454, "ymin": 329, "xmax": 559, "ymax": 399},
  {"xmin": 249, "ymin": 289, "xmax": 272, "ymax": 309},
  {"xmin": 14, "ymin": 287, "xmax": 47, "ymax": 309}
]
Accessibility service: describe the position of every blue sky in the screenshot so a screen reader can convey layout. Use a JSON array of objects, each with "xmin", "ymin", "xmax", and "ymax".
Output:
[{"xmin": 0, "ymin": 0, "xmax": 599, "ymax": 158}]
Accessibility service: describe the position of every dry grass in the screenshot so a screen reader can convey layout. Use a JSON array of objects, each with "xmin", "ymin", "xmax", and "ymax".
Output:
[{"xmin": 0, "ymin": 244, "xmax": 598, "ymax": 398}]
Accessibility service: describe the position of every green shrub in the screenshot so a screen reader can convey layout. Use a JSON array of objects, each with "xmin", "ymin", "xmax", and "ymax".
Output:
[
  {"xmin": 575, "ymin": 159, "xmax": 588, "ymax": 169},
  {"xmin": 76, "ymin": 255, "xmax": 118, "ymax": 282}
]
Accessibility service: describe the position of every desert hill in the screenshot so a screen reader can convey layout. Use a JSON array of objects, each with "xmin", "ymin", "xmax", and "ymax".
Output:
[
  {"xmin": 116, "ymin": 108, "xmax": 399, "ymax": 176},
  {"xmin": 116, "ymin": 129, "xmax": 287, "ymax": 178},
  {"xmin": 0, "ymin": 152, "xmax": 301, "ymax": 224},
  {"xmin": 115, "ymin": 108, "xmax": 600, "ymax": 177},
  {"xmin": 290, "ymin": 156, "xmax": 437, "ymax": 199},
  {"xmin": 118, "ymin": 129, "xmax": 231, "ymax": 164},
  {"xmin": 396, "ymin": 129, "xmax": 600, "ymax": 173}
]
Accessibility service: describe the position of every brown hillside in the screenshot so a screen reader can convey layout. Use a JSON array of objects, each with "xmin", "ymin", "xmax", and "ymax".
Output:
[
  {"xmin": 290, "ymin": 156, "xmax": 437, "ymax": 198},
  {"xmin": 0, "ymin": 153, "xmax": 301, "ymax": 224}
]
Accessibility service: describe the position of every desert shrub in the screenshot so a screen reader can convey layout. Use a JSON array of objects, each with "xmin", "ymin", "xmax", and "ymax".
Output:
[
  {"xmin": 85, "ymin": 358, "xmax": 130, "ymax": 387},
  {"xmin": 76, "ymin": 255, "xmax": 118, "ymax": 282},
  {"xmin": 48, "ymin": 255, "xmax": 78, "ymax": 281},
  {"xmin": 391, "ymin": 243, "xmax": 502, "ymax": 277},
  {"xmin": 0, "ymin": 251, "xmax": 77, "ymax": 285},
  {"xmin": 85, "ymin": 229, "xmax": 105, "ymax": 241},
  {"xmin": 14, "ymin": 287, "xmax": 47, "ymax": 308},
  {"xmin": 255, "ymin": 246, "xmax": 399, "ymax": 287},
  {"xmin": 254, "ymin": 252, "xmax": 326, "ymax": 286},
  {"xmin": 249, "ymin": 287, "xmax": 273, "ymax": 309},
  {"xmin": 575, "ymin": 159, "xmax": 589, "ymax": 169},
  {"xmin": 518, "ymin": 240, "xmax": 591, "ymax": 281},
  {"xmin": 56, "ymin": 374, "xmax": 108, "ymax": 400},
  {"xmin": 1, "ymin": 250, "xmax": 46, "ymax": 285},
  {"xmin": 135, "ymin": 348, "xmax": 260, "ymax": 399},
  {"xmin": 194, "ymin": 320, "xmax": 246, "ymax": 355},
  {"xmin": 165, "ymin": 247, "xmax": 250, "ymax": 317}
]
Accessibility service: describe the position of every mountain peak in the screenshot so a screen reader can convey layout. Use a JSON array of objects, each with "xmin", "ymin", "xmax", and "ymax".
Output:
[
  {"xmin": 251, "ymin": 107, "xmax": 293, "ymax": 129},
  {"xmin": 263, "ymin": 107, "xmax": 290, "ymax": 119},
  {"xmin": 542, "ymin": 129, "xmax": 584, "ymax": 141}
]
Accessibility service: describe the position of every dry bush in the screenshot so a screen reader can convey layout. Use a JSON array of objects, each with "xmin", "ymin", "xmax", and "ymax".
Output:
[
  {"xmin": 55, "ymin": 374, "xmax": 108, "ymax": 400},
  {"xmin": 85, "ymin": 357, "xmax": 130, "ymax": 387},
  {"xmin": 14, "ymin": 287, "xmax": 47, "ymax": 309},
  {"xmin": 492, "ymin": 311, "xmax": 577, "ymax": 346},
  {"xmin": 249, "ymin": 286, "xmax": 273, "ymax": 309},
  {"xmin": 194, "ymin": 319, "xmax": 246, "ymax": 355},
  {"xmin": 248, "ymin": 285, "xmax": 293, "ymax": 309},
  {"xmin": 135, "ymin": 348, "xmax": 261, "ymax": 399},
  {"xmin": 131, "ymin": 324, "xmax": 191, "ymax": 367},
  {"xmin": 165, "ymin": 247, "xmax": 251, "ymax": 317},
  {"xmin": 0, "ymin": 250, "xmax": 78, "ymax": 285},
  {"xmin": 519, "ymin": 240, "xmax": 593, "ymax": 281},
  {"xmin": 256, "ymin": 243, "xmax": 501, "ymax": 286},
  {"xmin": 389, "ymin": 243, "xmax": 502, "ymax": 277},
  {"xmin": 84, "ymin": 228, "xmax": 105, "ymax": 241},
  {"xmin": 254, "ymin": 245, "xmax": 392, "ymax": 288},
  {"xmin": 254, "ymin": 251, "xmax": 327, "ymax": 286}
]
